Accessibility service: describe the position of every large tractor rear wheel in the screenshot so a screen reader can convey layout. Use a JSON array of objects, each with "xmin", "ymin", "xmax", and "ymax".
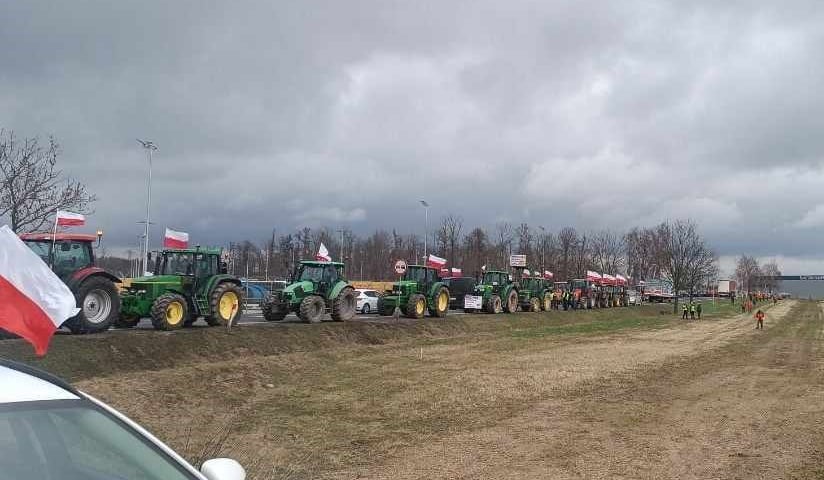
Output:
[
  {"xmin": 299, "ymin": 295, "xmax": 326, "ymax": 323},
  {"xmin": 485, "ymin": 294, "xmax": 503, "ymax": 314},
  {"xmin": 150, "ymin": 293, "xmax": 188, "ymax": 330},
  {"xmin": 529, "ymin": 297, "xmax": 541, "ymax": 312},
  {"xmin": 65, "ymin": 276, "xmax": 121, "ymax": 334},
  {"xmin": 504, "ymin": 290, "xmax": 519, "ymax": 313},
  {"xmin": 429, "ymin": 287, "xmax": 449, "ymax": 318},
  {"xmin": 405, "ymin": 293, "xmax": 427, "ymax": 319},
  {"xmin": 206, "ymin": 283, "xmax": 244, "ymax": 327},
  {"xmin": 377, "ymin": 298, "xmax": 397, "ymax": 316},
  {"xmin": 331, "ymin": 287, "xmax": 357, "ymax": 322},
  {"xmin": 262, "ymin": 300, "xmax": 287, "ymax": 321},
  {"xmin": 542, "ymin": 294, "xmax": 552, "ymax": 311}
]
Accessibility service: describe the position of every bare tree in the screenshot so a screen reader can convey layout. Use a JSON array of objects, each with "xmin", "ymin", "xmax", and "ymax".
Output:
[
  {"xmin": 515, "ymin": 223, "xmax": 534, "ymax": 260},
  {"xmin": 436, "ymin": 214, "xmax": 463, "ymax": 266},
  {"xmin": 761, "ymin": 260, "xmax": 782, "ymax": 293},
  {"xmin": 557, "ymin": 226, "xmax": 578, "ymax": 280},
  {"xmin": 735, "ymin": 255, "xmax": 762, "ymax": 295},
  {"xmin": 590, "ymin": 230, "xmax": 625, "ymax": 274},
  {"xmin": 0, "ymin": 130, "xmax": 96, "ymax": 232},
  {"xmin": 462, "ymin": 227, "xmax": 488, "ymax": 278},
  {"xmin": 659, "ymin": 220, "xmax": 717, "ymax": 312},
  {"xmin": 494, "ymin": 222, "xmax": 513, "ymax": 268}
]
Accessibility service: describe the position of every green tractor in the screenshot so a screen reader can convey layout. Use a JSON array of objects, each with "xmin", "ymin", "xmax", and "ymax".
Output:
[
  {"xmin": 464, "ymin": 269, "xmax": 519, "ymax": 314},
  {"xmin": 261, "ymin": 261, "xmax": 357, "ymax": 323},
  {"xmin": 377, "ymin": 265, "xmax": 450, "ymax": 319},
  {"xmin": 518, "ymin": 272, "xmax": 553, "ymax": 311},
  {"xmin": 118, "ymin": 247, "xmax": 244, "ymax": 330}
]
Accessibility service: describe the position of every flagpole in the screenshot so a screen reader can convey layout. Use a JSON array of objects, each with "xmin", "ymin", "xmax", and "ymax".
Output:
[{"xmin": 50, "ymin": 208, "xmax": 59, "ymax": 268}]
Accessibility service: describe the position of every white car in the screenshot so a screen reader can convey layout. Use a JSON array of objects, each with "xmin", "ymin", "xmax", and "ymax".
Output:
[
  {"xmin": 355, "ymin": 289, "xmax": 380, "ymax": 314},
  {"xmin": 0, "ymin": 358, "xmax": 245, "ymax": 480},
  {"xmin": 627, "ymin": 289, "xmax": 642, "ymax": 306}
]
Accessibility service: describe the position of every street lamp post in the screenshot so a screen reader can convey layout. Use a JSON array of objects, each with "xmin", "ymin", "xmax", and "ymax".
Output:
[
  {"xmin": 137, "ymin": 139, "xmax": 157, "ymax": 275},
  {"xmin": 420, "ymin": 200, "xmax": 429, "ymax": 263}
]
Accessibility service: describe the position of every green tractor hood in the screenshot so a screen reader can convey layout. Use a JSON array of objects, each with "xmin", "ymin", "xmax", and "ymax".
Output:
[
  {"xmin": 390, "ymin": 280, "xmax": 418, "ymax": 295},
  {"xmin": 281, "ymin": 280, "xmax": 315, "ymax": 301}
]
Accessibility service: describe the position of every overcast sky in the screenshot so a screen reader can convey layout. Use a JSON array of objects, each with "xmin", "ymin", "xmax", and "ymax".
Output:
[{"xmin": 2, "ymin": 1, "xmax": 824, "ymax": 275}]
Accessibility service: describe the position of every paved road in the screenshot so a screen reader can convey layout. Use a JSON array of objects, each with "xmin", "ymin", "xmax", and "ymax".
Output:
[{"xmin": 113, "ymin": 306, "xmax": 468, "ymax": 331}]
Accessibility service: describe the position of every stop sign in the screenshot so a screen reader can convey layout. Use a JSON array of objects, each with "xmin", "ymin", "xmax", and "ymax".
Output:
[{"xmin": 394, "ymin": 260, "xmax": 407, "ymax": 275}]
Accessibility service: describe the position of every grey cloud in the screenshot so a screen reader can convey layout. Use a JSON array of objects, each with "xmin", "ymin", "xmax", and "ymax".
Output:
[{"xmin": 2, "ymin": 0, "xmax": 824, "ymax": 271}]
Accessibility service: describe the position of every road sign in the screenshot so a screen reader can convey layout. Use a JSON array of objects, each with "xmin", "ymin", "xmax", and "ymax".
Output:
[
  {"xmin": 394, "ymin": 259, "xmax": 407, "ymax": 275},
  {"xmin": 464, "ymin": 295, "xmax": 483, "ymax": 310}
]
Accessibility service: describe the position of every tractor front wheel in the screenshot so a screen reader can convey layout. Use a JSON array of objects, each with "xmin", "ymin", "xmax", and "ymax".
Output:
[
  {"xmin": 485, "ymin": 295, "xmax": 502, "ymax": 314},
  {"xmin": 65, "ymin": 277, "xmax": 120, "ymax": 334},
  {"xmin": 150, "ymin": 293, "xmax": 188, "ymax": 330},
  {"xmin": 206, "ymin": 283, "xmax": 244, "ymax": 327},
  {"xmin": 405, "ymin": 294, "xmax": 427, "ymax": 319},
  {"xmin": 299, "ymin": 295, "xmax": 326, "ymax": 323},
  {"xmin": 429, "ymin": 287, "xmax": 449, "ymax": 318},
  {"xmin": 504, "ymin": 290, "xmax": 519, "ymax": 313},
  {"xmin": 542, "ymin": 294, "xmax": 552, "ymax": 311},
  {"xmin": 262, "ymin": 300, "xmax": 287, "ymax": 322},
  {"xmin": 331, "ymin": 287, "xmax": 357, "ymax": 322}
]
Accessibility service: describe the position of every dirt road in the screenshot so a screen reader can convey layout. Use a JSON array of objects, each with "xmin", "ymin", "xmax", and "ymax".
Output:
[{"xmin": 65, "ymin": 300, "xmax": 824, "ymax": 479}]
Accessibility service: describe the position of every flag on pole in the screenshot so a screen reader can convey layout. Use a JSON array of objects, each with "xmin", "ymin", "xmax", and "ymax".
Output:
[
  {"xmin": 56, "ymin": 210, "xmax": 85, "ymax": 227},
  {"xmin": 0, "ymin": 225, "xmax": 79, "ymax": 356},
  {"xmin": 523, "ymin": 269, "xmax": 531, "ymax": 276},
  {"xmin": 586, "ymin": 270, "xmax": 602, "ymax": 282},
  {"xmin": 425, "ymin": 254, "xmax": 446, "ymax": 269},
  {"xmin": 616, "ymin": 274, "xmax": 627, "ymax": 286},
  {"xmin": 163, "ymin": 228, "xmax": 189, "ymax": 249},
  {"xmin": 544, "ymin": 270, "xmax": 554, "ymax": 279},
  {"xmin": 316, "ymin": 242, "xmax": 331, "ymax": 262}
]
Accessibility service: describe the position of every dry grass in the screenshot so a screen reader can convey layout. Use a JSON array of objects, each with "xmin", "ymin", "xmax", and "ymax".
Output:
[{"xmin": 2, "ymin": 300, "xmax": 810, "ymax": 479}]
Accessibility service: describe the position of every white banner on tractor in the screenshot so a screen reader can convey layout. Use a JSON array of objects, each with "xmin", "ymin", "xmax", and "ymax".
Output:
[{"xmin": 464, "ymin": 295, "xmax": 483, "ymax": 310}]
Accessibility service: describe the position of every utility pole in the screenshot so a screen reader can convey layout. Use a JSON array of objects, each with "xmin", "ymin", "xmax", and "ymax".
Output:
[
  {"xmin": 420, "ymin": 200, "xmax": 429, "ymax": 262},
  {"xmin": 137, "ymin": 139, "xmax": 157, "ymax": 275}
]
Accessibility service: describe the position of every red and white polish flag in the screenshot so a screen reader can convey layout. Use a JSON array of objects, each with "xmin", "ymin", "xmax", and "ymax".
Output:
[
  {"xmin": 425, "ymin": 254, "xmax": 447, "ymax": 269},
  {"xmin": 56, "ymin": 210, "xmax": 85, "ymax": 227},
  {"xmin": 586, "ymin": 270, "xmax": 602, "ymax": 282},
  {"xmin": 544, "ymin": 270, "xmax": 554, "ymax": 279},
  {"xmin": 316, "ymin": 242, "xmax": 332, "ymax": 262},
  {"xmin": 0, "ymin": 225, "xmax": 79, "ymax": 356},
  {"xmin": 163, "ymin": 228, "xmax": 189, "ymax": 249}
]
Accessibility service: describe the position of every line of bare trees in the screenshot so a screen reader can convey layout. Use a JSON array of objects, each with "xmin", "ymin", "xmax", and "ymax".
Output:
[
  {"xmin": 215, "ymin": 217, "xmax": 717, "ymax": 303},
  {"xmin": 735, "ymin": 255, "xmax": 782, "ymax": 294}
]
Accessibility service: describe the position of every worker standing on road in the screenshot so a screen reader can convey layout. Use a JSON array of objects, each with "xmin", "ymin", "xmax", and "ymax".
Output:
[
  {"xmin": 696, "ymin": 302, "xmax": 702, "ymax": 319},
  {"xmin": 682, "ymin": 302, "xmax": 688, "ymax": 319},
  {"xmin": 755, "ymin": 309, "xmax": 765, "ymax": 329},
  {"xmin": 690, "ymin": 302, "xmax": 696, "ymax": 319}
]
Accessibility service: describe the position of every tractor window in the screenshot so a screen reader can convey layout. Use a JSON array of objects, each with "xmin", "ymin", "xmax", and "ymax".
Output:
[
  {"xmin": 403, "ymin": 268, "xmax": 427, "ymax": 284},
  {"xmin": 24, "ymin": 240, "xmax": 52, "ymax": 265},
  {"xmin": 483, "ymin": 272, "xmax": 506, "ymax": 286},
  {"xmin": 298, "ymin": 265, "xmax": 325, "ymax": 282},
  {"xmin": 194, "ymin": 254, "xmax": 217, "ymax": 276},
  {"xmin": 53, "ymin": 241, "xmax": 92, "ymax": 278},
  {"xmin": 159, "ymin": 253, "xmax": 194, "ymax": 275}
]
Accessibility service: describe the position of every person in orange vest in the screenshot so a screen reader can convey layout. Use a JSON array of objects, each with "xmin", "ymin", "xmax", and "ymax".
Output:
[{"xmin": 755, "ymin": 309, "xmax": 765, "ymax": 330}]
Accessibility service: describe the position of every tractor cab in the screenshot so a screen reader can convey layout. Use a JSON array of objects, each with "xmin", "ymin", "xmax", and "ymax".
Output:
[
  {"xmin": 478, "ymin": 270, "xmax": 512, "ymax": 292},
  {"xmin": 290, "ymin": 261, "xmax": 345, "ymax": 298},
  {"xmin": 154, "ymin": 249, "xmax": 225, "ymax": 278},
  {"xmin": 571, "ymin": 279, "xmax": 597, "ymax": 309},
  {"xmin": 19, "ymin": 233, "xmax": 121, "ymax": 334},
  {"xmin": 20, "ymin": 233, "xmax": 99, "ymax": 282},
  {"xmin": 401, "ymin": 265, "xmax": 439, "ymax": 288}
]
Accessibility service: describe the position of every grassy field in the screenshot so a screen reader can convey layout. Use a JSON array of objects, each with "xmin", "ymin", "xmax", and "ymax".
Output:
[{"xmin": 1, "ymin": 299, "xmax": 808, "ymax": 479}]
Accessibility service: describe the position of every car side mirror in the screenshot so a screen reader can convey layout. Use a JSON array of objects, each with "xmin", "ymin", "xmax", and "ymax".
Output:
[{"xmin": 201, "ymin": 458, "xmax": 246, "ymax": 480}]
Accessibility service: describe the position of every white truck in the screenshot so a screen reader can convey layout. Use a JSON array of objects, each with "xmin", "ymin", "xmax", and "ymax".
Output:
[{"xmin": 717, "ymin": 279, "xmax": 737, "ymax": 298}]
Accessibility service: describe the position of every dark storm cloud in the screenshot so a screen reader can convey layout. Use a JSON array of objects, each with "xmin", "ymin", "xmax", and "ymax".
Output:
[{"xmin": 3, "ymin": 1, "xmax": 824, "ymax": 273}]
